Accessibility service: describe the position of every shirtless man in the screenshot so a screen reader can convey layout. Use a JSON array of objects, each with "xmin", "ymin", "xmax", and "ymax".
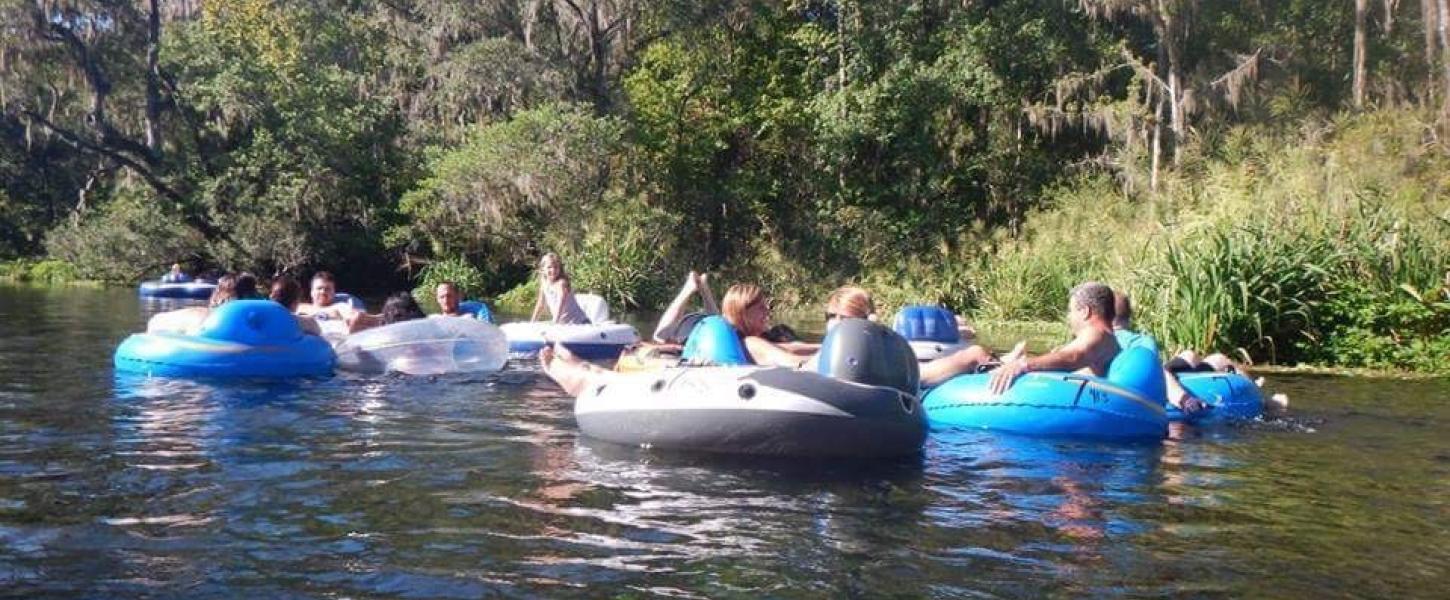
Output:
[
  {"xmin": 987, "ymin": 281, "xmax": 1122, "ymax": 395},
  {"xmin": 296, "ymin": 271, "xmax": 379, "ymax": 333},
  {"xmin": 435, "ymin": 281, "xmax": 465, "ymax": 316}
]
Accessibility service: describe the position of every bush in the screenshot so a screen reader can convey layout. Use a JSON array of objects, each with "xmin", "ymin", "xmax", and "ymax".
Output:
[
  {"xmin": 44, "ymin": 191, "xmax": 206, "ymax": 282},
  {"xmin": 548, "ymin": 195, "xmax": 684, "ymax": 312},
  {"xmin": 411, "ymin": 257, "xmax": 490, "ymax": 310},
  {"xmin": 945, "ymin": 109, "xmax": 1449, "ymax": 371},
  {"xmin": 27, "ymin": 259, "xmax": 82, "ymax": 284}
]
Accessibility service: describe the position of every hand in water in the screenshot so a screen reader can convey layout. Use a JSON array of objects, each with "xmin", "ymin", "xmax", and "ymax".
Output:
[{"xmin": 1181, "ymin": 395, "xmax": 1209, "ymax": 416}]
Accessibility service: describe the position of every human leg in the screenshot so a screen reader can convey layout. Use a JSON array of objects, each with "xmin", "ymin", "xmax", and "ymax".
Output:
[
  {"xmin": 540, "ymin": 343, "xmax": 614, "ymax": 397},
  {"xmin": 920, "ymin": 344, "xmax": 998, "ymax": 387},
  {"xmin": 653, "ymin": 271, "xmax": 701, "ymax": 343},
  {"xmin": 1163, "ymin": 367, "xmax": 1208, "ymax": 415},
  {"xmin": 697, "ymin": 272, "xmax": 720, "ymax": 314}
]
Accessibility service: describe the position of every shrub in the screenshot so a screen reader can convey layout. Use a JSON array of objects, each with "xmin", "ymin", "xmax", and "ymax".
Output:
[
  {"xmin": 27, "ymin": 259, "xmax": 82, "ymax": 284},
  {"xmin": 548, "ymin": 195, "xmax": 684, "ymax": 312},
  {"xmin": 45, "ymin": 191, "xmax": 206, "ymax": 282},
  {"xmin": 411, "ymin": 257, "xmax": 490, "ymax": 310}
]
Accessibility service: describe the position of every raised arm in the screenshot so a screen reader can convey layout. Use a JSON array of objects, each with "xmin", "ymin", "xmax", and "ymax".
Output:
[{"xmin": 529, "ymin": 282, "xmax": 546, "ymax": 322}]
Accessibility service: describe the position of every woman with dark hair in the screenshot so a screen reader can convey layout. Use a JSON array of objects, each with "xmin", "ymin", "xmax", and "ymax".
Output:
[
  {"xmin": 148, "ymin": 272, "xmax": 260, "ymax": 335},
  {"xmin": 269, "ymin": 276, "xmax": 322, "ymax": 336},
  {"xmin": 380, "ymin": 292, "xmax": 427, "ymax": 325}
]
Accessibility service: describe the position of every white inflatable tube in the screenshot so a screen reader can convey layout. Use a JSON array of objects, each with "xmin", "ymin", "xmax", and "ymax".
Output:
[{"xmin": 500, "ymin": 321, "xmax": 639, "ymax": 360}]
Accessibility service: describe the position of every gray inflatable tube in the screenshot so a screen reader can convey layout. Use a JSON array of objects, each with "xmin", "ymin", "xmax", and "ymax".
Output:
[{"xmin": 574, "ymin": 366, "xmax": 928, "ymax": 458}]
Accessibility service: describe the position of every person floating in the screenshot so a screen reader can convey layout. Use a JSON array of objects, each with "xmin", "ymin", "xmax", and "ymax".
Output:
[{"xmin": 529, "ymin": 252, "xmax": 590, "ymax": 324}]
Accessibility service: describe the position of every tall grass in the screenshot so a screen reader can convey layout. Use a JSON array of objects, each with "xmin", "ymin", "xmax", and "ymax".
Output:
[{"xmin": 873, "ymin": 108, "xmax": 1449, "ymax": 372}]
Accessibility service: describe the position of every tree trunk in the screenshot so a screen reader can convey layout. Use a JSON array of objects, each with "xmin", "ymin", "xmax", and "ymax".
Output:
[
  {"xmin": 145, "ymin": 0, "xmax": 162, "ymax": 152},
  {"xmin": 1354, "ymin": 0, "xmax": 1369, "ymax": 108},
  {"xmin": 1161, "ymin": 10, "xmax": 1186, "ymax": 166},
  {"xmin": 1151, "ymin": 95, "xmax": 1164, "ymax": 192},
  {"xmin": 1425, "ymin": 0, "xmax": 1439, "ymax": 103},
  {"xmin": 837, "ymin": 0, "xmax": 847, "ymax": 91},
  {"xmin": 523, "ymin": 0, "xmax": 542, "ymax": 52},
  {"xmin": 1439, "ymin": 0, "xmax": 1450, "ymax": 118}
]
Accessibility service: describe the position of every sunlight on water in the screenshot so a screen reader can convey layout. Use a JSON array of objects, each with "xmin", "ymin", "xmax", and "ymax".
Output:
[{"xmin": 0, "ymin": 284, "xmax": 1445, "ymax": 597}]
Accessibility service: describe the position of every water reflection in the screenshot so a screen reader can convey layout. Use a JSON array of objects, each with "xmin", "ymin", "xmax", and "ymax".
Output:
[{"xmin": 3, "ymin": 284, "xmax": 1449, "ymax": 597}]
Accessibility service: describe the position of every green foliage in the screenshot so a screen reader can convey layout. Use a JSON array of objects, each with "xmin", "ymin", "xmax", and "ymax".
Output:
[
  {"xmin": 0, "ymin": 258, "xmax": 77, "ymax": 283},
  {"xmin": 397, "ymin": 103, "xmax": 625, "ymax": 263},
  {"xmin": 494, "ymin": 278, "xmax": 539, "ymax": 316},
  {"xmin": 44, "ymin": 191, "xmax": 207, "ymax": 282},
  {"xmin": 963, "ymin": 109, "xmax": 1450, "ymax": 370},
  {"xmin": 411, "ymin": 257, "xmax": 490, "ymax": 310},
  {"xmin": 548, "ymin": 195, "xmax": 684, "ymax": 312},
  {"xmin": 2, "ymin": 1, "xmax": 1447, "ymax": 373},
  {"xmin": 27, "ymin": 259, "xmax": 82, "ymax": 284},
  {"xmin": 1313, "ymin": 281, "xmax": 1450, "ymax": 374}
]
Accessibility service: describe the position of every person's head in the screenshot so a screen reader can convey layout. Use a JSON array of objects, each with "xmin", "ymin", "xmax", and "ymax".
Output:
[
  {"xmin": 270, "ymin": 276, "xmax": 304, "ymax": 311},
  {"xmin": 310, "ymin": 271, "xmax": 337, "ymax": 306},
  {"xmin": 825, "ymin": 286, "xmax": 875, "ymax": 329},
  {"xmin": 538, "ymin": 253, "xmax": 566, "ymax": 283},
  {"xmin": 435, "ymin": 281, "xmax": 461, "ymax": 314},
  {"xmin": 209, "ymin": 274, "xmax": 239, "ymax": 308},
  {"xmin": 235, "ymin": 272, "xmax": 259, "ymax": 299},
  {"xmin": 381, "ymin": 291, "xmax": 426, "ymax": 325},
  {"xmin": 1112, "ymin": 291, "xmax": 1133, "ymax": 330},
  {"xmin": 169, "ymin": 263, "xmax": 182, "ymax": 274},
  {"xmin": 722, "ymin": 283, "xmax": 770, "ymax": 337},
  {"xmin": 1068, "ymin": 281, "xmax": 1116, "ymax": 332}
]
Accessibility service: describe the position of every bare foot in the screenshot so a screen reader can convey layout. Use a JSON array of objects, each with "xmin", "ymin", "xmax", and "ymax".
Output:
[
  {"xmin": 539, "ymin": 344, "xmax": 555, "ymax": 370},
  {"xmin": 1268, "ymin": 393, "xmax": 1289, "ymax": 411},
  {"xmin": 553, "ymin": 340, "xmax": 580, "ymax": 362},
  {"xmin": 683, "ymin": 270, "xmax": 698, "ymax": 293}
]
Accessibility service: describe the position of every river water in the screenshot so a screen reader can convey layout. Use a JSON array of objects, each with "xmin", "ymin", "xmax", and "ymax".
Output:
[{"xmin": 1, "ymin": 284, "xmax": 1445, "ymax": 598}]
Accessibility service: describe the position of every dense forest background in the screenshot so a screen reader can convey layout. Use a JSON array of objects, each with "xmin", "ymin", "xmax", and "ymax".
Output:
[{"xmin": 2, "ymin": 0, "xmax": 1447, "ymax": 370}]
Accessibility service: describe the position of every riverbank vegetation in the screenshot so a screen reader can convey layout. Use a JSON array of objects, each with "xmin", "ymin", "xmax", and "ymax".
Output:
[{"xmin": 3, "ymin": 1, "xmax": 1447, "ymax": 371}]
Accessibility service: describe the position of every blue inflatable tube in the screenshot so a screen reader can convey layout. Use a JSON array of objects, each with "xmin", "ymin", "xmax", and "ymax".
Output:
[
  {"xmin": 922, "ymin": 347, "xmax": 1169, "ymax": 440},
  {"xmin": 332, "ymin": 293, "xmax": 365, "ymax": 310},
  {"xmin": 138, "ymin": 280, "xmax": 217, "ymax": 299},
  {"xmin": 1168, "ymin": 371, "xmax": 1263, "ymax": 422},
  {"xmin": 115, "ymin": 300, "xmax": 335, "ymax": 378},
  {"xmin": 458, "ymin": 300, "xmax": 495, "ymax": 323}
]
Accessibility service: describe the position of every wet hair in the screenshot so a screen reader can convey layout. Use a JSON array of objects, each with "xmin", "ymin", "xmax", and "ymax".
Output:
[
  {"xmin": 436, "ymin": 280, "xmax": 458, "ymax": 292},
  {"xmin": 1112, "ymin": 291, "xmax": 1133, "ymax": 329},
  {"xmin": 826, "ymin": 286, "xmax": 875, "ymax": 319},
  {"xmin": 380, "ymin": 291, "xmax": 426, "ymax": 325},
  {"xmin": 721, "ymin": 283, "xmax": 768, "ymax": 337},
  {"xmin": 1070, "ymin": 281, "xmax": 1116, "ymax": 324},
  {"xmin": 311, "ymin": 271, "xmax": 335, "ymax": 286},
  {"xmin": 269, "ymin": 276, "xmax": 304, "ymax": 310}
]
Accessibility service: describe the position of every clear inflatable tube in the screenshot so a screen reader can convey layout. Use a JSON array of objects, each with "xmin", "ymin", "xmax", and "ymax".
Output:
[{"xmin": 334, "ymin": 318, "xmax": 508, "ymax": 375}]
